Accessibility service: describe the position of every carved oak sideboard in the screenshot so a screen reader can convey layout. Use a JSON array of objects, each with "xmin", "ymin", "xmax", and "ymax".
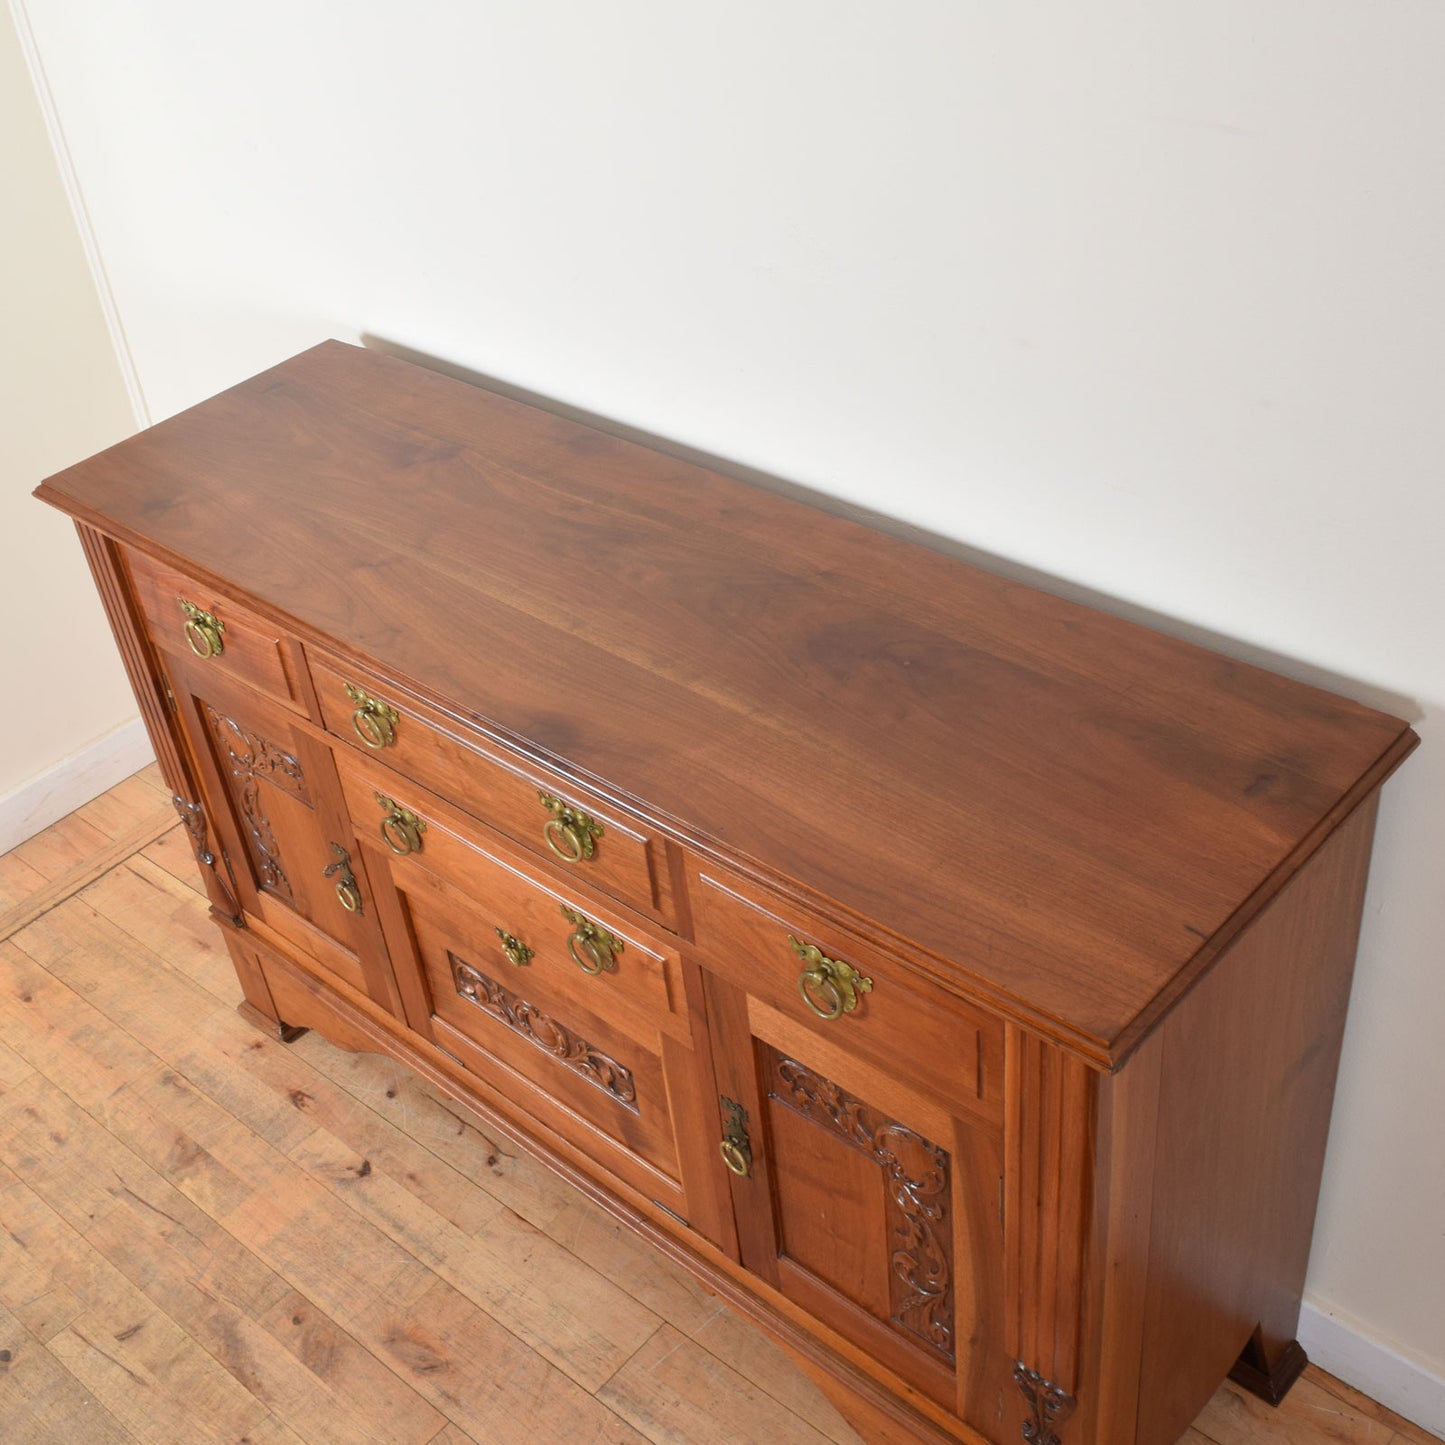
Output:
[{"xmin": 37, "ymin": 341, "xmax": 1417, "ymax": 1444}]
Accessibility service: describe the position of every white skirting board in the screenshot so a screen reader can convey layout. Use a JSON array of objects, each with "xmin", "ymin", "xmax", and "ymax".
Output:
[
  {"xmin": 0, "ymin": 716, "xmax": 156, "ymax": 855},
  {"xmin": 1300, "ymin": 1300, "xmax": 1445, "ymax": 1437}
]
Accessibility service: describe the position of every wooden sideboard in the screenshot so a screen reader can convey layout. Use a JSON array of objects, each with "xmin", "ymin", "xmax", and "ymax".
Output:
[{"xmin": 36, "ymin": 341, "xmax": 1417, "ymax": 1445}]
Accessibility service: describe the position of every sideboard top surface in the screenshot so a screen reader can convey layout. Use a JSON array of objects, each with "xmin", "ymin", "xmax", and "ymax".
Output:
[{"xmin": 36, "ymin": 341, "xmax": 1415, "ymax": 1065}]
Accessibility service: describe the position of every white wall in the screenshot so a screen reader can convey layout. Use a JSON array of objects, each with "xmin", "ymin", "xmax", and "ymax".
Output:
[
  {"xmin": 14, "ymin": 0, "xmax": 1444, "ymax": 1419},
  {"xmin": 0, "ymin": 3, "xmax": 145, "ymax": 841}
]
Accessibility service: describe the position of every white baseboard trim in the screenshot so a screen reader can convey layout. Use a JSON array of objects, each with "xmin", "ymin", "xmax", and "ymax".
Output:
[
  {"xmin": 0, "ymin": 717, "xmax": 156, "ymax": 855},
  {"xmin": 1300, "ymin": 1299, "xmax": 1445, "ymax": 1438}
]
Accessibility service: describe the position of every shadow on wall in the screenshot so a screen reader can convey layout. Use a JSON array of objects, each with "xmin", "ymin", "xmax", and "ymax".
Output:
[{"xmin": 360, "ymin": 332, "xmax": 1420, "ymax": 728}]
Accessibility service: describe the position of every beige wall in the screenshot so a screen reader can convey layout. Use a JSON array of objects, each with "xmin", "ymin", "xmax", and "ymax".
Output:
[{"xmin": 1, "ymin": 5, "xmax": 140, "ymax": 808}]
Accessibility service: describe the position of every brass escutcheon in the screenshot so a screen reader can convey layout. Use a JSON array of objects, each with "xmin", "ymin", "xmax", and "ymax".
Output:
[
  {"xmin": 374, "ymin": 793, "xmax": 426, "ymax": 855},
  {"xmin": 537, "ymin": 792, "xmax": 603, "ymax": 863},
  {"xmin": 719, "ymin": 1097, "xmax": 752, "ymax": 1178},
  {"xmin": 561, "ymin": 905, "xmax": 622, "ymax": 974},
  {"xmin": 790, "ymin": 936, "xmax": 873, "ymax": 1021},
  {"xmin": 179, "ymin": 598, "xmax": 226, "ymax": 658},
  {"xmin": 323, "ymin": 843, "xmax": 363, "ymax": 914},
  {"xmin": 494, "ymin": 928, "xmax": 534, "ymax": 969},
  {"xmin": 344, "ymin": 683, "xmax": 399, "ymax": 749}
]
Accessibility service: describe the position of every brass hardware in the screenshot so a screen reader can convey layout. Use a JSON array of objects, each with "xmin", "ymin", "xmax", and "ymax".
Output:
[
  {"xmin": 790, "ymin": 936, "xmax": 873, "ymax": 1020},
  {"xmin": 344, "ymin": 683, "xmax": 399, "ymax": 749},
  {"xmin": 374, "ymin": 793, "xmax": 427, "ymax": 855},
  {"xmin": 719, "ymin": 1097, "xmax": 753, "ymax": 1178},
  {"xmin": 538, "ymin": 792, "xmax": 603, "ymax": 863},
  {"xmin": 494, "ymin": 928, "xmax": 534, "ymax": 968},
  {"xmin": 323, "ymin": 844, "xmax": 363, "ymax": 913},
  {"xmin": 178, "ymin": 598, "xmax": 225, "ymax": 658},
  {"xmin": 561, "ymin": 905, "xmax": 623, "ymax": 974}
]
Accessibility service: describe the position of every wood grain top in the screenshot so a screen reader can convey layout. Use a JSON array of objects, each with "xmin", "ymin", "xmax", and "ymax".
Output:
[{"xmin": 35, "ymin": 341, "xmax": 1417, "ymax": 1065}]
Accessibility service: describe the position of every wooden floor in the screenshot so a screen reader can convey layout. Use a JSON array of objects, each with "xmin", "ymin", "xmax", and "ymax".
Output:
[{"xmin": 0, "ymin": 768, "xmax": 1438, "ymax": 1445}]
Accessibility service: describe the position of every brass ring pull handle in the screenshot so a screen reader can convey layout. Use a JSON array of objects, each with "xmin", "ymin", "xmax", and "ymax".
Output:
[
  {"xmin": 720, "ymin": 1139, "xmax": 752, "ymax": 1177},
  {"xmin": 790, "ymin": 936, "xmax": 873, "ymax": 1021},
  {"xmin": 374, "ymin": 793, "xmax": 427, "ymax": 855},
  {"xmin": 719, "ymin": 1097, "xmax": 752, "ymax": 1178},
  {"xmin": 538, "ymin": 793, "xmax": 603, "ymax": 863},
  {"xmin": 179, "ymin": 599, "xmax": 226, "ymax": 658},
  {"xmin": 494, "ymin": 927, "xmax": 534, "ymax": 969},
  {"xmin": 323, "ymin": 844, "xmax": 363, "ymax": 914},
  {"xmin": 561, "ymin": 906, "xmax": 622, "ymax": 975},
  {"xmin": 344, "ymin": 684, "xmax": 399, "ymax": 749}
]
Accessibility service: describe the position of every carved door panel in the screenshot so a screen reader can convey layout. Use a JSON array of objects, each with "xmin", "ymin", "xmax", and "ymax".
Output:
[
  {"xmin": 703, "ymin": 970, "xmax": 1005, "ymax": 1426},
  {"xmin": 340, "ymin": 782, "xmax": 736, "ymax": 1254},
  {"xmin": 162, "ymin": 654, "xmax": 401, "ymax": 1014}
]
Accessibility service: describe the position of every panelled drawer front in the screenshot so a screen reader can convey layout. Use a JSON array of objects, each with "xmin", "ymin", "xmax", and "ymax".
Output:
[
  {"xmin": 403, "ymin": 869, "xmax": 684, "ymax": 1197},
  {"xmin": 335, "ymin": 755, "xmax": 690, "ymax": 1048},
  {"xmin": 124, "ymin": 546, "xmax": 302, "ymax": 710},
  {"xmin": 691, "ymin": 866, "xmax": 1005, "ymax": 1123},
  {"xmin": 310, "ymin": 650, "xmax": 674, "ymax": 926}
]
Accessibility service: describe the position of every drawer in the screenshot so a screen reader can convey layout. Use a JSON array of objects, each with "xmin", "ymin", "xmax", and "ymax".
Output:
[
  {"xmin": 691, "ymin": 865, "xmax": 1005, "ymax": 1122},
  {"xmin": 124, "ymin": 546, "xmax": 302, "ymax": 711},
  {"xmin": 405, "ymin": 867, "xmax": 686, "ymax": 1209},
  {"xmin": 334, "ymin": 755, "xmax": 691, "ymax": 1047},
  {"xmin": 309, "ymin": 650, "xmax": 675, "ymax": 926}
]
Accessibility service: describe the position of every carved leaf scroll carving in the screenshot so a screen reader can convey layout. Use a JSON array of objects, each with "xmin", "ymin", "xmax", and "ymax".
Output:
[
  {"xmin": 449, "ymin": 953, "xmax": 638, "ymax": 1112},
  {"xmin": 203, "ymin": 705, "xmax": 309, "ymax": 903},
  {"xmin": 769, "ymin": 1053, "xmax": 954, "ymax": 1361}
]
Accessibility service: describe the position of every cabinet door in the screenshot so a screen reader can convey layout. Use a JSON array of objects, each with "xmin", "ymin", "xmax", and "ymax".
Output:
[
  {"xmin": 162, "ymin": 651, "xmax": 401, "ymax": 1015},
  {"xmin": 704, "ymin": 970, "xmax": 1005, "ymax": 1425},
  {"xmin": 331, "ymin": 756, "xmax": 734, "ymax": 1252}
]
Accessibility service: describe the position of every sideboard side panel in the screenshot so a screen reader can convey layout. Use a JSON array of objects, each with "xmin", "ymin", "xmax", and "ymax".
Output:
[{"xmin": 1133, "ymin": 793, "xmax": 1382, "ymax": 1445}]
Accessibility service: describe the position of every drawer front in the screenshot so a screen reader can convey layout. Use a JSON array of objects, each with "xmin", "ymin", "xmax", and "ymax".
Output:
[
  {"xmin": 310, "ymin": 650, "xmax": 675, "ymax": 926},
  {"xmin": 691, "ymin": 866, "xmax": 1004, "ymax": 1123},
  {"xmin": 335, "ymin": 756, "xmax": 690, "ymax": 1047},
  {"xmin": 124, "ymin": 547, "xmax": 302, "ymax": 710},
  {"xmin": 405, "ymin": 870, "xmax": 685, "ymax": 1199}
]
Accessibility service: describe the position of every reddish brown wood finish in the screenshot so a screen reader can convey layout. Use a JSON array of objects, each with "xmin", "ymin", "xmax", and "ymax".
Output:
[
  {"xmin": 36, "ymin": 340, "xmax": 1414, "ymax": 1064},
  {"xmin": 37, "ymin": 342, "xmax": 1418, "ymax": 1445}
]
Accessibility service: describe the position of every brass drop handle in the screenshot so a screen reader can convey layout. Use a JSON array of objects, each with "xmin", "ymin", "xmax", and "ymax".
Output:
[
  {"xmin": 344, "ymin": 683, "xmax": 399, "ymax": 749},
  {"xmin": 538, "ymin": 792, "xmax": 603, "ymax": 863},
  {"xmin": 179, "ymin": 599, "xmax": 226, "ymax": 658},
  {"xmin": 561, "ymin": 906, "xmax": 622, "ymax": 975},
  {"xmin": 719, "ymin": 1097, "xmax": 752, "ymax": 1178},
  {"xmin": 323, "ymin": 844, "xmax": 363, "ymax": 914},
  {"xmin": 791, "ymin": 936, "xmax": 873, "ymax": 1021},
  {"xmin": 375, "ymin": 793, "xmax": 427, "ymax": 855},
  {"xmin": 495, "ymin": 927, "xmax": 534, "ymax": 968}
]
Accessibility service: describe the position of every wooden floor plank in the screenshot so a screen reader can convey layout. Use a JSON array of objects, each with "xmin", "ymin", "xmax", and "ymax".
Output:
[
  {"xmin": 689, "ymin": 1304, "xmax": 865, "ymax": 1443},
  {"xmin": 1192, "ymin": 1374, "xmax": 1399, "ymax": 1444},
  {"xmin": 286, "ymin": 1123, "xmax": 662, "ymax": 1392},
  {"xmin": 139, "ymin": 825, "xmax": 208, "ymax": 896},
  {"xmin": 1308, "ymin": 1367, "xmax": 1443, "ymax": 1445},
  {"xmin": 292, "ymin": 1035, "xmax": 726, "ymax": 1338},
  {"xmin": 83, "ymin": 853, "xmax": 241, "ymax": 1000},
  {"xmin": 0, "ymin": 1069, "xmax": 446, "ymax": 1441},
  {"xmin": 0, "ymin": 1301, "xmax": 136, "ymax": 1445},
  {"xmin": 9, "ymin": 810, "xmax": 114, "ymax": 881},
  {"xmin": 0, "ymin": 810, "xmax": 179, "ymax": 945},
  {"xmin": 0, "ymin": 1168, "xmax": 287, "ymax": 1445},
  {"xmin": 74, "ymin": 772, "xmax": 171, "ymax": 843},
  {"xmin": 0, "ymin": 851, "xmax": 48, "ymax": 915},
  {"xmin": 0, "ymin": 939, "xmax": 159, "ymax": 1111},
  {"xmin": 598, "ymin": 1321, "xmax": 840, "ymax": 1445}
]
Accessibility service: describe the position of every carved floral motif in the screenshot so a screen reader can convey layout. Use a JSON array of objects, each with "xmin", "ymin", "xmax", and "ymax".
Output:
[
  {"xmin": 769, "ymin": 1053, "xmax": 954, "ymax": 1360},
  {"xmin": 204, "ymin": 706, "xmax": 307, "ymax": 902},
  {"xmin": 449, "ymin": 953, "xmax": 638, "ymax": 1111}
]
